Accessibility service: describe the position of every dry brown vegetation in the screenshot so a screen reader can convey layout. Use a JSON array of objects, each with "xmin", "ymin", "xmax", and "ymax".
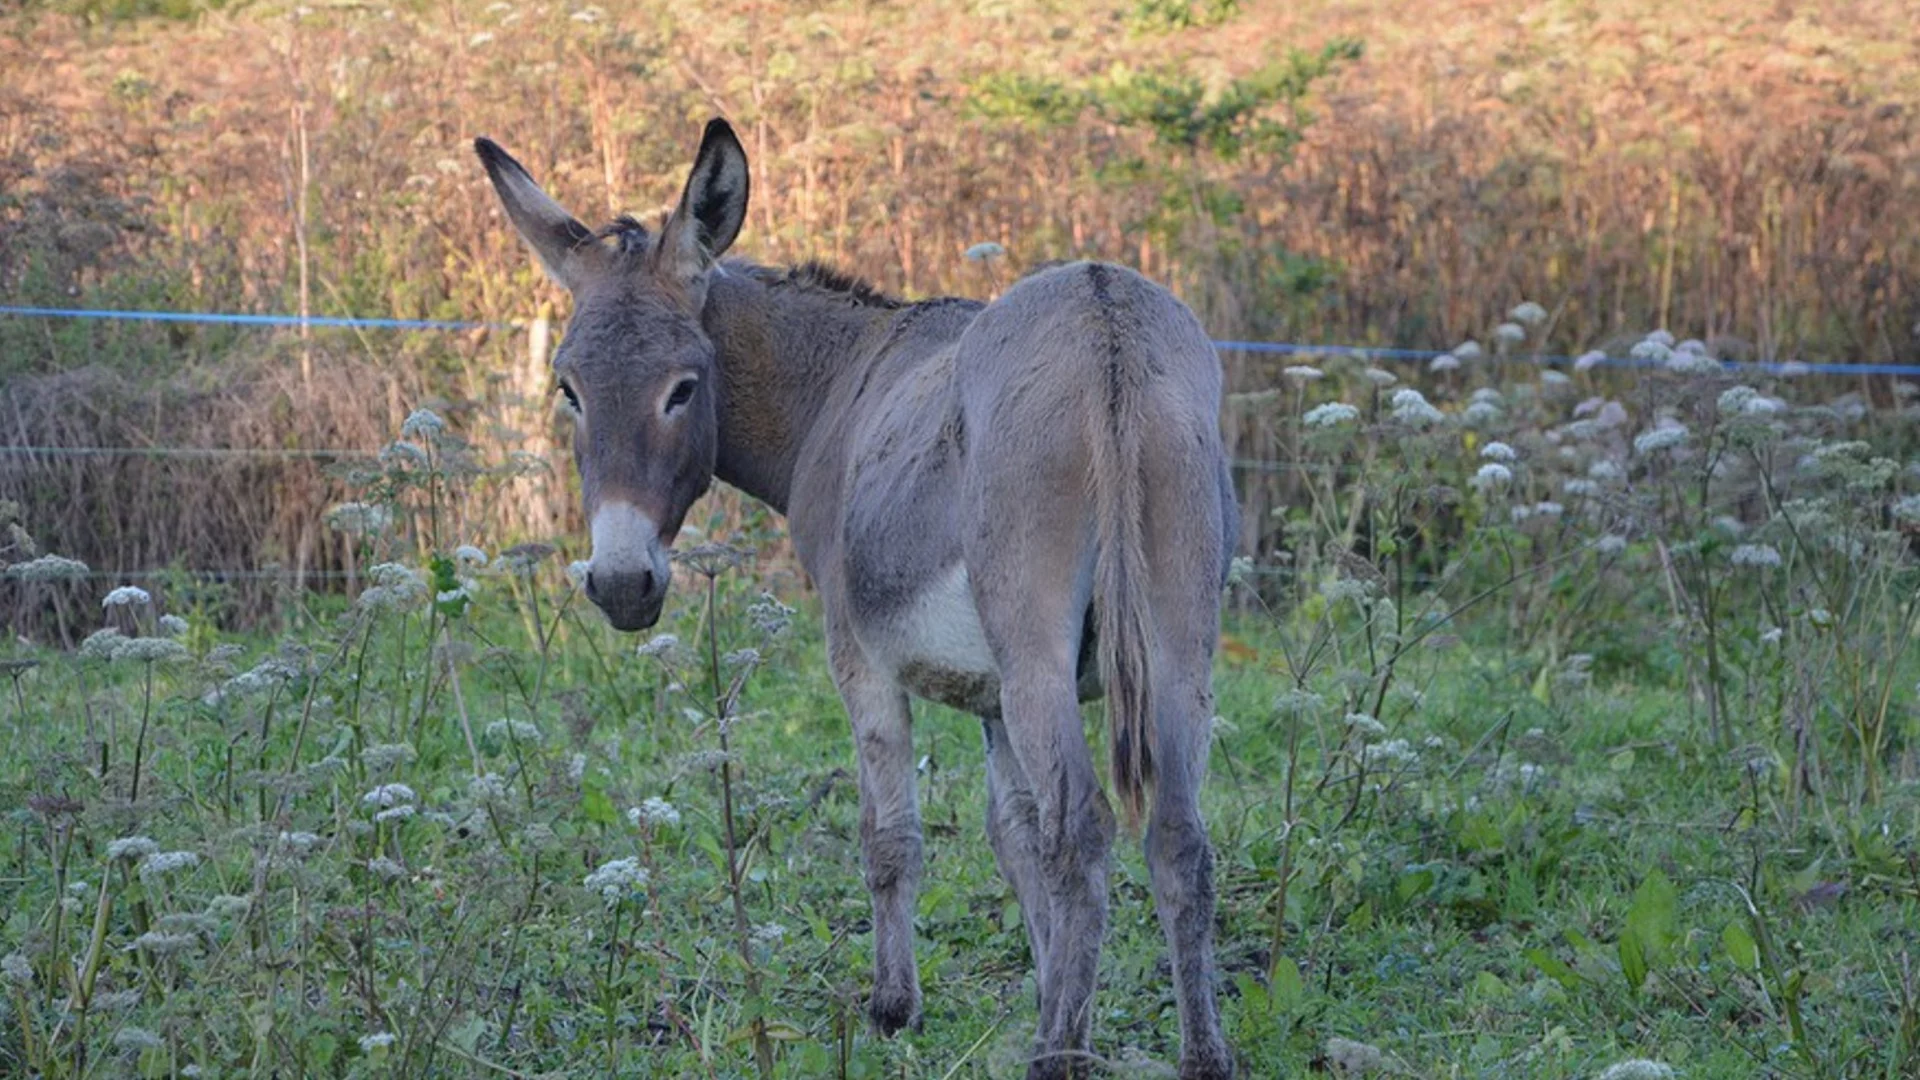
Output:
[{"xmin": 4, "ymin": 0, "xmax": 1919, "ymax": 620}]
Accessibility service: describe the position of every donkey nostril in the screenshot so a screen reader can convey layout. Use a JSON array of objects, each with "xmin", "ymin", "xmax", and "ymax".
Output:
[
  {"xmin": 583, "ymin": 570, "xmax": 598, "ymax": 600},
  {"xmin": 638, "ymin": 569, "xmax": 656, "ymax": 596}
]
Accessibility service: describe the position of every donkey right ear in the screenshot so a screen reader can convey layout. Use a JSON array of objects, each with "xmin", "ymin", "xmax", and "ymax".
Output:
[{"xmin": 474, "ymin": 138, "xmax": 595, "ymax": 291}]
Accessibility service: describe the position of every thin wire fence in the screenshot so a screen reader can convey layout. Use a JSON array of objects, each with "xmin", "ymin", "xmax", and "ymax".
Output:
[{"xmin": 4, "ymin": 302, "xmax": 1914, "ymax": 588}]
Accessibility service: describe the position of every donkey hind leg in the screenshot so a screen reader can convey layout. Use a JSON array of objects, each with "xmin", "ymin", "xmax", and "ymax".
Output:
[
  {"xmin": 1145, "ymin": 664, "xmax": 1233, "ymax": 1080},
  {"xmin": 831, "ymin": 641, "xmax": 923, "ymax": 1035},
  {"xmin": 981, "ymin": 716, "xmax": 1054, "ymax": 1013}
]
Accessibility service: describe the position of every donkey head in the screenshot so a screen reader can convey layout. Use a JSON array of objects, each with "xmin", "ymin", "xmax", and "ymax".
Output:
[{"xmin": 475, "ymin": 121, "xmax": 750, "ymax": 631}]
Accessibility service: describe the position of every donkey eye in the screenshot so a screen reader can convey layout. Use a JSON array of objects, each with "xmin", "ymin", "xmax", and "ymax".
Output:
[
  {"xmin": 557, "ymin": 381, "xmax": 580, "ymax": 413},
  {"xmin": 664, "ymin": 377, "xmax": 698, "ymax": 415}
]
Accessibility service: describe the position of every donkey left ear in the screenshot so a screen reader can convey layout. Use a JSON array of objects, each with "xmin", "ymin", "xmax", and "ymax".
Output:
[{"xmin": 659, "ymin": 119, "xmax": 750, "ymax": 293}]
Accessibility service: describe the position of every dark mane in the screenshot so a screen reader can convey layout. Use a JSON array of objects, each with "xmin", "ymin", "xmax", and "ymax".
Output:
[{"xmin": 752, "ymin": 260, "xmax": 903, "ymax": 309}]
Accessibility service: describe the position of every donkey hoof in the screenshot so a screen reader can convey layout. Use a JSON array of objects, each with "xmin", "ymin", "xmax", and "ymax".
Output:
[
  {"xmin": 868, "ymin": 986, "xmax": 921, "ymax": 1037},
  {"xmin": 1179, "ymin": 1043, "xmax": 1235, "ymax": 1080}
]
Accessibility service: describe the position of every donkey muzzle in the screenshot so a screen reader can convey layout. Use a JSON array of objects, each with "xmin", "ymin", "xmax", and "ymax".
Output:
[{"xmin": 588, "ymin": 501, "xmax": 673, "ymax": 632}]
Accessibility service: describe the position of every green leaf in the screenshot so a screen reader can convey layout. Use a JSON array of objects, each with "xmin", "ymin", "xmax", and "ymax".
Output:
[
  {"xmin": 1526, "ymin": 947, "xmax": 1582, "ymax": 990},
  {"xmin": 1625, "ymin": 869, "xmax": 1678, "ymax": 968},
  {"xmin": 1395, "ymin": 867, "xmax": 1436, "ymax": 906},
  {"xmin": 1723, "ymin": 921, "xmax": 1760, "ymax": 972},
  {"xmin": 579, "ymin": 776, "xmax": 616, "ymax": 827},
  {"xmin": 1270, "ymin": 954, "xmax": 1305, "ymax": 1013},
  {"xmin": 1619, "ymin": 927, "xmax": 1648, "ymax": 993}
]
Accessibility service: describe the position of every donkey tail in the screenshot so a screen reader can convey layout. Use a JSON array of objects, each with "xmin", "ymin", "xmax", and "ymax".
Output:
[{"xmin": 1085, "ymin": 269, "xmax": 1157, "ymax": 830}]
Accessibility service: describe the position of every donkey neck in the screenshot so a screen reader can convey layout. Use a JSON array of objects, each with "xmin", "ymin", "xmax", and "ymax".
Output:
[{"xmin": 700, "ymin": 263, "xmax": 899, "ymax": 514}]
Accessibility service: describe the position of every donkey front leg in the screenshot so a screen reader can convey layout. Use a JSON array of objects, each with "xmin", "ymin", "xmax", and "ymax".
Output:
[{"xmin": 831, "ymin": 640, "xmax": 924, "ymax": 1035}]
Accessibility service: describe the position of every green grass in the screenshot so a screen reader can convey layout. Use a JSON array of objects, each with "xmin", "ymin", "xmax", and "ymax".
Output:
[{"xmin": 2, "ymin": 547, "xmax": 1916, "ymax": 1079}]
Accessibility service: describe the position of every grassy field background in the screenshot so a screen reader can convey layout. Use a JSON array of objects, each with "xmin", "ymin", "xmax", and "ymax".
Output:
[{"xmin": 3, "ymin": 0, "xmax": 1920, "ymax": 1077}]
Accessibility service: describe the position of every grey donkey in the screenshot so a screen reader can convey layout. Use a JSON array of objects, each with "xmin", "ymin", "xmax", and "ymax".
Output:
[{"xmin": 475, "ymin": 118, "xmax": 1240, "ymax": 1080}]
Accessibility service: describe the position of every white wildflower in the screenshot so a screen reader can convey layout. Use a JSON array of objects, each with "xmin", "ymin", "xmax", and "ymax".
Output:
[
  {"xmin": 1480, "ymin": 441, "xmax": 1517, "ymax": 462},
  {"xmin": 380, "ymin": 440, "xmax": 428, "ymax": 467},
  {"xmin": 1462, "ymin": 401, "xmax": 1500, "ymax": 426},
  {"xmin": 750, "ymin": 922, "xmax": 787, "ymax": 946},
  {"xmin": 1596, "ymin": 1061, "xmax": 1676, "ymax": 1080},
  {"xmin": 2, "ymin": 952, "xmax": 33, "ymax": 987},
  {"xmin": 367, "ymin": 857, "xmax": 407, "ymax": 880},
  {"xmin": 1596, "ymin": 534, "xmax": 1628, "ymax": 555},
  {"xmin": 1509, "ymin": 301, "xmax": 1548, "ymax": 326},
  {"xmin": 279, "ymin": 830, "xmax": 321, "ymax": 853},
  {"xmin": 108, "ymin": 836, "xmax": 160, "ymax": 861},
  {"xmin": 1345, "ymin": 712, "xmax": 1386, "ymax": 738},
  {"xmin": 1274, "ymin": 687, "xmax": 1325, "ymax": 716},
  {"xmin": 133, "ymin": 931, "xmax": 199, "ymax": 956},
  {"xmin": 6, "ymin": 554, "xmax": 90, "ymax": 582},
  {"xmin": 566, "ymin": 560, "xmax": 591, "ymax": 588},
  {"xmin": 1470, "ymin": 463, "xmax": 1513, "ymax": 491},
  {"xmin": 1283, "ymin": 365, "xmax": 1325, "ymax": 382},
  {"xmin": 963, "ymin": 241, "xmax": 1005, "ymax": 261},
  {"xmin": 1630, "ymin": 338, "xmax": 1673, "ymax": 365},
  {"xmin": 1729, "ymin": 544, "xmax": 1782, "ymax": 568},
  {"xmin": 360, "ymin": 1032, "xmax": 397, "ymax": 1053},
  {"xmin": 1743, "ymin": 395, "xmax": 1785, "ymax": 416},
  {"xmin": 79, "ymin": 627, "xmax": 125, "ymax": 660},
  {"xmin": 1718, "ymin": 385, "xmax": 1759, "ymax": 416},
  {"xmin": 1807, "ymin": 608, "xmax": 1834, "ymax": 629},
  {"xmin": 1326, "ymin": 1037, "xmax": 1388, "ymax": 1074},
  {"xmin": 1389, "ymin": 388, "xmax": 1444, "ymax": 426},
  {"xmin": 207, "ymin": 894, "xmax": 251, "ymax": 918},
  {"xmin": 453, "ymin": 545, "xmax": 489, "ymax": 571},
  {"xmin": 629, "ymin": 797, "xmax": 681, "ymax": 828},
  {"xmin": 325, "ymin": 502, "xmax": 393, "ymax": 536},
  {"xmin": 1890, "ymin": 494, "xmax": 1920, "ymax": 523},
  {"xmin": 1303, "ymin": 402, "xmax": 1359, "ymax": 428},
  {"xmin": 103, "ymin": 585, "xmax": 152, "ymax": 608},
  {"xmin": 362, "ymin": 742, "xmax": 417, "ymax": 770},
  {"xmin": 1363, "ymin": 739, "xmax": 1420, "ymax": 767},
  {"xmin": 1574, "ymin": 349, "xmax": 1608, "ymax": 372},
  {"xmin": 1532, "ymin": 501, "xmax": 1564, "ymax": 517},
  {"xmin": 114, "ymin": 637, "xmax": 189, "ymax": 664},
  {"xmin": 1645, "ymin": 329, "xmax": 1676, "ymax": 347},
  {"xmin": 584, "ymin": 856, "xmax": 649, "ymax": 904},
  {"xmin": 1760, "ymin": 626, "xmax": 1783, "ymax": 645},
  {"xmin": 157, "ymin": 613, "xmax": 189, "ymax": 636},
  {"xmin": 375, "ymin": 805, "xmax": 416, "ymax": 824},
  {"xmin": 399, "ymin": 408, "xmax": 446, "ymax": 440},
  {"xmin": 1633, "ymin": 425, "xmax": 1688, "ymax": 455},
  {"xmin": 138, "ymin": 851, "xmax": 200, "ymax": 881},
  {"xmin": 1541, "ymin": 369, "xmax": 1571, "ymax": 387},
  {"xmin": 469, "ymin": 772, "xmax": 510, "ymax": 803},
  {"xmin": 1363, "ymin": 367, "xmax": 1397, "ymax": 386},
  {"xmin": 1493, "ymin": 322, "xmax": 1527, "ymax": 346},
  {"xmin": 1452, "ymin": 340, "xmax": 1484, "ymax": 361},
  {"xmin": 1667, "ymin": 348, "xmax": 1720, "ymax": 376},
  {"xmin": 114, "ymin": 1027, "xmax": 164, "ymax": 1052},
  {"xmin": 1589, "ymin": 460, "xmax": 1624, "ymax": 482},
  {"xmin": 485, "ymin": 718, "xmax": 542, "ymax": 743},
  {"xmin": 362, "ymin": 783, "xmax": 417, "ymax": 809},
  {"xmin": 568, "ymin": 753, "xmax": 587, "ymax": 783},
  {"xmin": 1563, "ymin": 479, "xmax": 1598, "ymax": 497},
  {"xmin": 1429, "ymin": 353, "xmax": 1462, "ymax": 373},
  {"xmin": 637, "ymin": 634, "xmax": 681, "ymax": 660}
]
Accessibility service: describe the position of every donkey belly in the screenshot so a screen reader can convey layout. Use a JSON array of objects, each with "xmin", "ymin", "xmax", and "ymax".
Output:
[{"xmin": 862, "ymin": 564, "xmax": 1102, "ymax": 716}]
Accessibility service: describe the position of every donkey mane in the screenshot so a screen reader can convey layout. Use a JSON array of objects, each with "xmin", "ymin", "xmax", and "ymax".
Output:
[{"xmin": 748, "ymin": 260, "xmax": 905, "ymax": 310}]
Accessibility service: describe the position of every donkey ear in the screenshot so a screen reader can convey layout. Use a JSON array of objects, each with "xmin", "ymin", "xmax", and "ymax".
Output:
[
  {"xmin": 659, "ymin": 119, "xmax": 750, "ymax": 286},
  {"xmin": 474, "ymin": 137, "xmax": 595, "ymax": 291}
]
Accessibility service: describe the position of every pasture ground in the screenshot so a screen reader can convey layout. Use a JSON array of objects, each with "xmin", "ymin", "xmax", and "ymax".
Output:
[{"xmin": 3, "ymin": 531, "xmax": 1917, "ymax": 1079}]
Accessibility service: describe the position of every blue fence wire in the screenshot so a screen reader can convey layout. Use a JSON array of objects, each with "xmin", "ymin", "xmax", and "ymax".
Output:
[{"xmin": 6, "ymin": 303, "xmax": 1920, "ymax": 376}]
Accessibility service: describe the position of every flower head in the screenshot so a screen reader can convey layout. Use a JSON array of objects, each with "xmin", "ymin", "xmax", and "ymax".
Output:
[
  {"xmin": 1303, "ymin": 402, "xmax": 1359, "ymax": 428},
  {"xmin": 1596, "ymin": 1062, "xmax": 1676, "ymax": 1080},
  {"xmin": 584, "ymin": 856, "xmax": 649, "ymax": 905},
  {"xmin": 108, "ymin": 836, "xmax": 160, "ymax": 861},
  {"xmin": 1729, "ymin": 543, "xmax": 1782, "ymax": 568},
  {"xmin": 453, "ymin": 545, "xmax": 489, "ymax": 571},
  {"xmin": 1363, "ymin": 367, "xmax": 1398, "ymax": 386},
  {"xmin": 6, "ymin": 554, "xmax": 90, "ymax": 582},
  {"xmin": 1282, "ymin": 365, "xmax": 1325, "ymax": 382},
  {"xmin": 1574, "ymin": 349, "xmax": 1608, "ymax": 372},
  {"xmin": 103, "ymin": 585, "xmax": 152, "ymax": 608},
  {"xmin": 963, "ymin": 241, "xmax": 1005, "ymax": 262},
  {"xmin": 1480, "ymin": 441, "xmax": 1518, "ymax": 462},
  {"xmin": 629, "ymin": 797, "xmax": 682, "ymax": 828},
  {"xmin": 1429, "ymin": 353, "xmax": 1461, "ymax": 373},
  {"xmin": 1493, "ymin": 322, "xmax": 1528, "ymax": 346},
  {"xmin": 1633, "ymin": 425, "xmax": 1689, "ymax": 455},
  {"xmin": 399, "ymin": 408, "xmax": 446, "ymax": 440},
  {"xmin": 1451, "ymin": 340, "xmax": 1484, "ymax": 361},
  {"xmin": 1509, "ymin": 301, "xmax": 1548, "ymax": 327},
  {"xmin": 1470, "ymin": 463, "xmax": 1513, "ymax": 491},
  {"xmin": 362, "ymin": 783, "xmax": 417, "ymax": 809},
  {"xmin": 1389, "ymin": 388, "xmax": 1444, "ymax": 426},
  {"xmin": 138, "ymin": 850, "xmax": 200, "ymax": 881}
]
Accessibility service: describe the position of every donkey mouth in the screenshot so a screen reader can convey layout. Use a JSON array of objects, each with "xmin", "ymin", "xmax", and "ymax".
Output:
[{"xmin": 584, "ymin": 571, "xmax": 666, "ymax": 632}]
